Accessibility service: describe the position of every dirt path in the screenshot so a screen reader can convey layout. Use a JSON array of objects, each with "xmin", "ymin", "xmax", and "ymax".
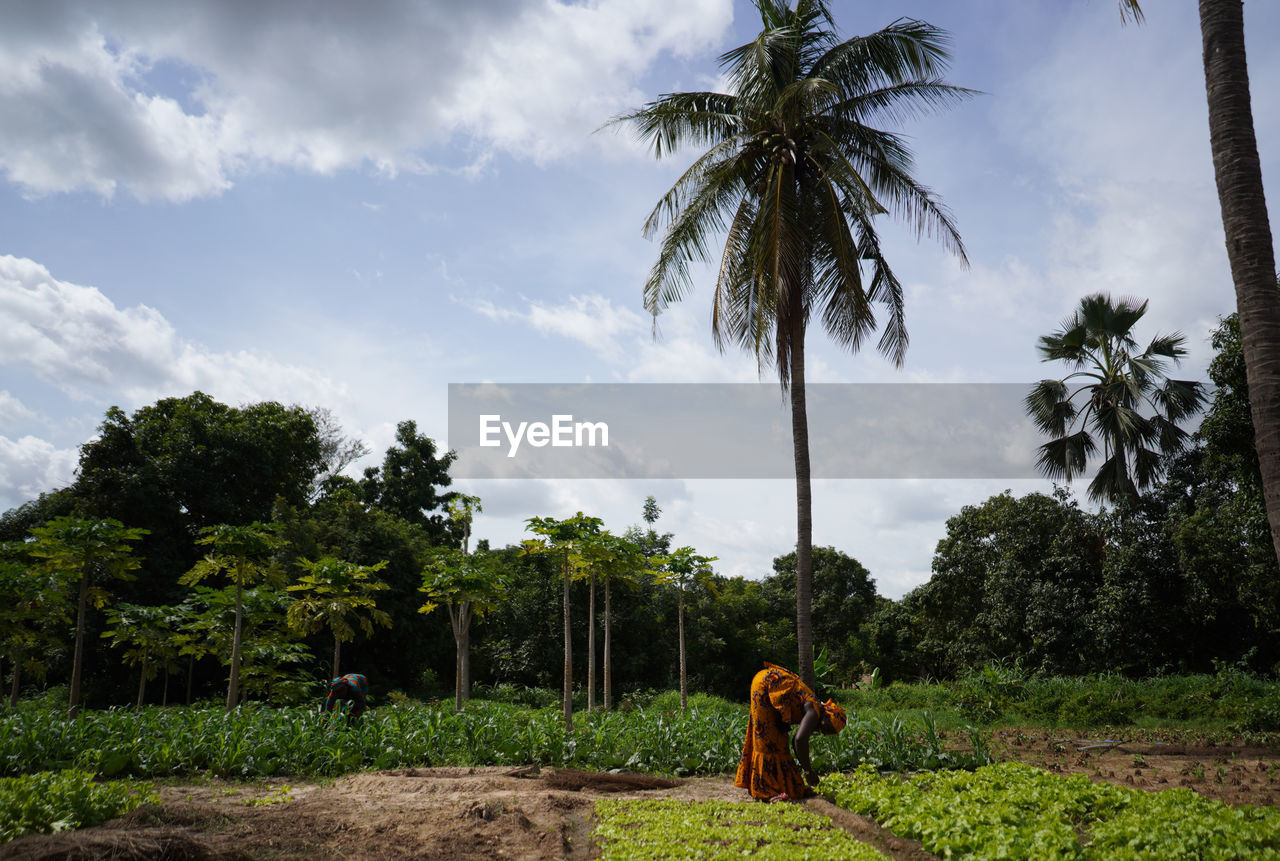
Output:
[
  {"xmin": 1, "ymin": 766, "xmax": 932, "ymax": 861},
  {"xmin": 4, "ymin": 736, "xmax": 1277, "ymax": 860}
]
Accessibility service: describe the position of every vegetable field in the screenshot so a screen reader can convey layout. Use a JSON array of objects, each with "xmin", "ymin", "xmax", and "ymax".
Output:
[{"xmin": 2, "ymin": 699, "xmax": 1279, "ymax": 858}]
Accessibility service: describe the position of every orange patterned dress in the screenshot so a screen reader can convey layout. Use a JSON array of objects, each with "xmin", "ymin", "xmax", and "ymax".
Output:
[{"xmin": 733, "ymin": 661, "xmax": 819, "ymax": 799}]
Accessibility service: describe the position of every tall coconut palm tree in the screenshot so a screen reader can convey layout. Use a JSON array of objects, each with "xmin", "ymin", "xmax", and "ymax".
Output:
[
  {"xmin": 610, "ymin": 0, "xmax": 971, "ymax": 685},
  {"xmin": 1026, "ymin": 293, "xmax": 1207, "ymax": 504},
  {"xmin": 1198, "ymin": 0, "xmax": 1280, "ymax": 568}
]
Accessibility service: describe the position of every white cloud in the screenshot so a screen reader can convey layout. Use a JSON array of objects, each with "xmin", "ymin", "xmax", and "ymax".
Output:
[
  {"xmin": 0, "ymin": 254, "xmax": 342, "ymax": 408},
  {"xmin": 0, "ymin": 0, "xmax": 733, "ymax": 200},
  {"xmin": 0, "ymin": 434, "xmax": 78, "ymax": 503},
  {"xmin": 0, "ymin": 392, "xmax": 35, "ymax": 428}
]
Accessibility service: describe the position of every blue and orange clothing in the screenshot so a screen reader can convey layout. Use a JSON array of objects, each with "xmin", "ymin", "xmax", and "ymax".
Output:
[
  {"xmin": 324, "ymin": 673, "xmax": 368, "ymax": 717},
  {"xmin": 734, "ymin": 662, "xmax": 820, "ymax": 800}
]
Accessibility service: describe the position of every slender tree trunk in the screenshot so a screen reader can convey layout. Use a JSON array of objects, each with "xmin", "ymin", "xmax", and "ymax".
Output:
[
  {"xmin": 562, "ymin": 553, "xmax": 573, "ymax": 730},
  {"xmin": 465, "ymin": 598, "xmax": 476, "ymax": 706},
  {"xmin": 69, "ymin": 573, "xmax": 90, "ymax": 719},
  {"xmin": 789, "ymin": 312, "xmax": 815, "ymax": 687},
  {"xmin": 162, "ymin": 669, "xmax": 169, "ymax": 707},
  {"xmin": 603, "ymin": 578, "xmax": 613, "ymax": 711},
  {"xmin": 1200, "ymin": 0, "xmax": 1280, "ymax": 568},
  {"xmin": 460, "ymin": 602, "xmax": 471, "ymax": 705},
  {"xmin": 186, "ymin": 655, "xmax": 195, "ymax": 706},
  {"xmin": 136, "ymin": 659, "xmax": 147, "ymax": 710},
  {"xmin": 332, "ymin": 638, "xmax": 341, "ymax": 679},
  {"xmin": 448, "ymin": 602, "xmax": 472, "ymax": 711},
  {"xmin": 587, "ymin": 570, "xmax": 596, "ymax": 711},
  {"xmin": 227, "ymin": 581, "xmax": 243, "ymax": 711},
  {"xmin": 678, "ymin": 587, "xmax": 687, "ymax": 711},
  {"xmin": 8, "ymin": 659, "xmax": 19, "ymax": 708}
]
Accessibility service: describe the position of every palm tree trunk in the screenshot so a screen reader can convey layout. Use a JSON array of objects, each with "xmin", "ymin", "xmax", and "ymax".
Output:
[
  {"xmin": 186, "ymin": 655, "xmax": 195, "ymax": 706},
  {"xmin": 562, "ymin": 553, "xmax": 573, "ymax": 730},
  {"xmin": 603, "ymin": 578, "xmax": 613, "ymax": 711},
  {"xmin": 332, "ymin": 638, "xmax": 341, "ymax": 679},
  {"xmin": 789, "ymin": 312, "xmax": 816, "ymax": 687},
  {"xmin": 227, "ymin": 581, "xmax": 243, "ymax": 711},
  {"xmin": 587, "ymin": 570, "xmax": 596, "ymax": 711},
  {"xmin": 678, "ymin": 587, "xmax": 687, "ymax": 711},
  {"xmin": 69, "ymin": 573, "xmax": 89, "ymax": 719},
  {"xmin": 136, "ymin": 659, "xmax": 147, "ymax": 710},
  {"xmin": 1200, "ymin": 0, "xmax": 1280, "ymax": 568}
]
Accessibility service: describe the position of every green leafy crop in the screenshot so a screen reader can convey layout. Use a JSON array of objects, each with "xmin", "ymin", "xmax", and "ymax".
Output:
[
  {"xmin": 820, "ymin": 761, "xmax": 1280, "ymax": 859},
  {"xmin": 593, "ymin": 798, "xmax": 885, "ymax": 859},
  {"xmin": 0, "ymin": 769, "xmax": 157, "ymax": 842}
]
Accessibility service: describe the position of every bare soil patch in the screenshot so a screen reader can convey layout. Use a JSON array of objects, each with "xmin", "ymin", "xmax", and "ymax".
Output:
[{"xmin": 4, "ymin": 735, "xmax": 1277, "ymax": 860}]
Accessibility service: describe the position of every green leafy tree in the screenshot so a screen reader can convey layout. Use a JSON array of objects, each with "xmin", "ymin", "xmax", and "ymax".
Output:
[
  {"xmin": 100, "ymin": 603, "xmax": 182, "ymax": 709},
  {"xmin": 583, "ymin": 532, "xmax": 650, "ymax": 710},
  {"xmin": 918, "ymin": 490, "xmax": 1104, "ymax": 677},
  {"xmin": 765, "ymin": 546, "xmax": 877, "ymax": 684},
  {"xmin": 182, "ymin": 584, "xmax": 312, "ymax": 705},
  {"xmin": 611, "ymin": 1, "xmax": 971, "ymax": 685},
  {"xmin": 523, "ymin": 513, "xmax": 604, "ymax": 728},
  {"xmin": 655, "ymin": 547, "xmax": 717, "ymax": 710},
  {"xmin": 28, "ymin": 517, "xmax": 147, "ymax": 717},
  {"xmin": 180, "ymin": 522, "xmax": 285, "ymax": 710},
  {"xmin": 74, "ymin": 393, "xmax": 322, "ymax": 582},
  {"xmin": 0, "ymin": 542, "xmax": 67, "ymax": 707},
  {"xmin": 281, "ymin": 489, "xmax": 446, "ymax": 694},
  {"xmin": 419, "ymin": 548, "xmax": 507, "ymax": 711},
  {"xmin": 360, "ymin": 420, "xmax": 457, "ymax": 544},
  {"xmin": 1026, "ymin": 293, "xmax": 1206, "ymax": 504},
  {"xmin": 286, "ymin": 557, "xmax": 391, "ymax": 678}
]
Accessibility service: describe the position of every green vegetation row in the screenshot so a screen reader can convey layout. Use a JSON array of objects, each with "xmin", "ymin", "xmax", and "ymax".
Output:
[
  {"xmin": 0, "ymin": 697, "xmax": 988, "ymax": 780},
  {"xmin": 842, "ymin": 665, "xmax": 1280, "ymax": 732},
  {"xmin": 820, "ymin": 762, "xmax": 1280, "ymax": 860},
  {"xmin": 593, "ymin": 798, "xmax": 885, "ymax": 860},
  {"xmin": 0, "ymin": 770, "xmax": 156, "ymax": 843}
]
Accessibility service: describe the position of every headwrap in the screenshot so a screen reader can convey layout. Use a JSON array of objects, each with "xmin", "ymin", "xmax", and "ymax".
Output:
[{"xmin": 821, "ymin": 699, "xmax": 847, "ymax": 733}]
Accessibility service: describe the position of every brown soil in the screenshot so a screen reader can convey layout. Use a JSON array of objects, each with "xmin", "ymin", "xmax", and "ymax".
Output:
[{"xmin": 3, "ymin": 735, "xmax": 1277, "ymax": 860}]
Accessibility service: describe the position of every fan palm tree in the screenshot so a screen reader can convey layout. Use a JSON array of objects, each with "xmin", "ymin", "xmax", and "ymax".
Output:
[
  {"xmin": 1026, "ymin": 293, "xmax": 1207, "ymax": 504},
  {"xmin": 610, "ymin": 0, "xmax": 971, "ymax": 685}
]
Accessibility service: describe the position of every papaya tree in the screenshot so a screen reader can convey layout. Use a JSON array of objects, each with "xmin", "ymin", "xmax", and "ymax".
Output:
[
  {"xmin": 100, "ymin": 603, "xmax": 182, "ymax": 709},
  {"xmin": 28, "ymin": 516, "xmax": 148, "ymax": 717},
  {"xmin": 419, "ymin": 547, "xmax": 507, "ymax": 711},
  {"xmin": 0, "ymin": 541, "xmax": 67, "ymax": 707},
  {"xmin": 523, "ymin": 513, "xmax": 603, "ymax": 728},
  {"xmin": 180, "ymin": 522, "xmax": 285, "ymax": 710},
  {"xmin": 656, "ymin": 547, "xmax": 718, "ymax": 711},
  {"xmin": 286, "ymin": 557, "xmax": 391, "ymax": 678}
]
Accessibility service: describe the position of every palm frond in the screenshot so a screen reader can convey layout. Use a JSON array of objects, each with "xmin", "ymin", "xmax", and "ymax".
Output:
[
  {"xmin": 1035, "ymin": 430, "xmax": 1095, "ymax": 482},
  {"xmin": 607, "ymin": 92, "xmax": 741, "ymax": 159},
  {"xmin": 832, "ymin": 80, "xmax": 979, "ymax": 126},
  {"xmin": 1026, "ymin": 380, "xmax": 1075, "ymax": 436}
]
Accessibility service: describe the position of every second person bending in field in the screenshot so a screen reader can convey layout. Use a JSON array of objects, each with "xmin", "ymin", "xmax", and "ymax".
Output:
[{"xmin": 734, "ymin": 661, "xmax": 847, "ymax": 801}]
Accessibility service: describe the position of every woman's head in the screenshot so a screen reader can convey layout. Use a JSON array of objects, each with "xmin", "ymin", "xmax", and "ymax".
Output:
[{"xmin": 819, "ymin": 699, "xmax": 847, "ymax": 734}]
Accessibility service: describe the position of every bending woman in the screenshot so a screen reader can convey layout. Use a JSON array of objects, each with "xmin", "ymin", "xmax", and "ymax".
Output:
[{"xmin": 734, "ymin": 661, "xmax": 847, "ymax": 801}]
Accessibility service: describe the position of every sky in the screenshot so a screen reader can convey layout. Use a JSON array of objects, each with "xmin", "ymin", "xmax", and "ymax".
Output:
[{"xmin": 1, "ymin": 0, "xmax": 1277, "ymax": 599}]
